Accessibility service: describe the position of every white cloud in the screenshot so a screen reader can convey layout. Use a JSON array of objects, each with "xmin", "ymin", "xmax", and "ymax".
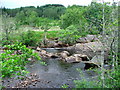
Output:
[
  {"xmin": 1, "ymin": 0, "xmax": 92, "ymax": 8},
  {"xmin": 1, "ymin": 0, "xmax": 119, "ymax": 8}
]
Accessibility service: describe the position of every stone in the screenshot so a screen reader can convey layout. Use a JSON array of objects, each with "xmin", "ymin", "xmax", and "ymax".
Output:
[
  {"xmin": 65, "ymin": 56, "xmax": 76, "ymax": 63},
  {"xmin": 40, "ymin": 50, "xmax": 47, "ymax": 55},
  {"xmin": 73, "ymin": 54, "xmax": 88, "ymax": 61},
  {"xmin": 65, "ymin": 56, "xmax": 82, "ymax": 63},
  {"xmin": 27, "ymin": 46, "xmax": 35, "ymax": 49},
  {"xmin": 0, "ymin": 50, "xmax": 5, "ymax": 54},
  {"xmin": 62, "ymin": 51, "xmax": 70, "ymax": 55},
  {"xmin": 36, "ymin": 47, "xmax": 41, "ymax": 51},
  {"xmin": 54, "ymin": 43, "xmax": 59, "ymax": 47},
  {"xmin": 60, "ymin": 51, "xmax": 70, "ymax": 59},
  {"xmin": 82, "ymin": 55, "xmax": 104, "ymax": 69},
  {"xmin": 45, "ymin": 53, "xmax": 53, "ymax": 57},
  {"xmin": 67, "ymin": 41, "xmax": 109, "ymax": 60}
]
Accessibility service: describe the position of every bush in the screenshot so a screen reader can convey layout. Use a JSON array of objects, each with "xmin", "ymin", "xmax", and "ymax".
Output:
[
  {"xmin": 0, "ymin": 42, "xmax": 45, "ymax": 78},
  {"xmin": 59, "ymin": 6, "xmax": 85, "ymax": 29},
  {"xmin": 20, "ymin": 30, "xmax": 40, "ymax": 46},
  {"xmin": 74, "ymin": 65, "xmax": 120, "ymax": 88},
  {"xmin": 58, "ymin": 25, "xmax": 81, "ymax": 44}
]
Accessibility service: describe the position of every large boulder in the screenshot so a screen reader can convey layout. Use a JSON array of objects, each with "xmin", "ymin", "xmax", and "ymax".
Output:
[
  {"xmin": 82, "ymin": 55, "xmax": 104, "ymax": 69},
  {"xmin": 67, "ymin": 41, "xmax": 109, "ymax": 60},
  {"xmin": 63, "ymin": 54, "xmax": 86, "ymax": 63}
]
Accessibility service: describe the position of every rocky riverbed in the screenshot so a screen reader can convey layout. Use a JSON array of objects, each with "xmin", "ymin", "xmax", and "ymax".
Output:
[{"xmin": 1, "ymin": 35, "xmax": 111, "ymax": 88}]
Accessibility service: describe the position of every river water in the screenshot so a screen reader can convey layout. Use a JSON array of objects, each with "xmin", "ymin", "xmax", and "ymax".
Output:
[{"xmin": 2, "ymin": 48, "xmax": 97, "ymax": 88}]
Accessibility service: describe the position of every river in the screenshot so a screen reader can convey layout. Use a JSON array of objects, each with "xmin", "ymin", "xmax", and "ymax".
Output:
[{"xmin": 2, "ymin": 48, "xmax": 98, "ymax": 88}]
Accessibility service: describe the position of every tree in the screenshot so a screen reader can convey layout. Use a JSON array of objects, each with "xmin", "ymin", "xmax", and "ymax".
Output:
[
  {"xmin": 60, "ymin": 5, "xmax": 86, "ymax": 29},
  {"xmin": 1, "ymin": 14, "xmax": 17, "ymax": 45},
  {"xmin": 84, "ymin": 2, "xmax": 112, "ymax": 33},
  {"xmin": 26, "ymin": 10, "xmax": 38, "ymax": 26},
  {"xmin": 42, "ymin": 5, "xmax": 66, "ymax": 19},
  {"xmin": 43, "ymin": 7, "xmax": 58, "ymax": 19},
  {"xmin": 15, "ymin": 11, "xmax": 26, "ymax": 25},
  {"xmin": 58, "ymin": 25, "xmax": 80, "ymax": 44},
  {"xmin": 40, "ymin": 21, "xmax": 52, "ymax": 46}
]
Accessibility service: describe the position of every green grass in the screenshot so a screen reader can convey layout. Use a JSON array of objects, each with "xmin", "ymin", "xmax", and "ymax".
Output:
[{"xmin": 1, "ymin": 30, "xmax": 62, "ymax": 46}]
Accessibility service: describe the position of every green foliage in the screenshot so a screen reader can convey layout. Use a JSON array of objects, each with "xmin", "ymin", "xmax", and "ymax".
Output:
[
  {"xmin": 16, "ymin": 10, "xmax": 38, "ymax": 26},
  {"xmin": 2, "ymin": 14, "xmax": 17, "ymax": 41},
  {"xmin": 1, "ymin": 40, "xmax": 11, "ymax": 46},
  {"xmin": 46, "ymin": 31, "xmax": 59, "ymax": 39},
  {"xmin": 26, "ymin": 11, "xmax": 38, "ymax": 27},
  {"xmin": 0, "ymin": 42, "xmax": 42, "ymax": 78},
  {"xmin": 16, "ymin": 11, "xmax": 59, "ymax": 27},
  {"xmin": 19, "ymin": 30, "xmax": 59, "ymax": 47},
  {"xmin": 74, "ymin": 79, "xmax": 101, "ymax": 88},
  {"xmin": 2, "ymin": 4, "xmax": 66, "ymax": 20},
  {"xmin": 61, "ymin": 84, "xmax": 69, "ymax": 88},
  {"xmin": 20, "ymin": 30, "xmax": 40, "ymax": 47},
  {"xmin": 84, "ymin": 2, "xmax": 112, "ymax": 32},
  {"xmin": 37, "ymin": 4, "xmax": 66, "ymax": 19},
  {"xmin": 36, "ymin": 17, "xmax": 59, "ymax": 27},
  {"xmin": 15, "ymin": 11, "xmax": 26, "ymax": 25},
  {"xmin": 1, "ymin": 30, "xmax": 60, "ymax": 47},
  {"xmin": 58, "ymin": 25, "xmax": 80, "ymax": 44},
  {"xmin": 60, "ymin": 5, "xmax": 86, "ymax": 29},
  {"xmin": 74, "ymin": 69, "xmax": 101, "ymax": 88},
  {"xmin": 74, "ymin": 64, "xmax": 120, "ymax": 88}
]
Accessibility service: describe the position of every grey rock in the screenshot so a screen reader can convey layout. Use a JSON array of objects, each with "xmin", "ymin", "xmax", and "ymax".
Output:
[
  {"xmin": 60, "ymin": 51, "xmax": 69, "ymax": 59},
  {"xmin": 67, "ymin": 41, "xmax": 109, "ymax": 60},
  {"xmin": 65, "ymin": 56, "xmax": 82, "ymax": 63}
]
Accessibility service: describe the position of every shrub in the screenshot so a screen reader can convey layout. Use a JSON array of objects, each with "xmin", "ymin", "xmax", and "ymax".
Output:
[
  {"xmin": 74, "ymin": 65, "xmax": 120, "ymax": 88},
  {"xmin": 58, "ymin": 25, "xmax": 80, "ymax": 44},
  {"xmin": 0, "ymin": 42, "xmax": 45, "ymax": 78},
  {"xmin": 20, "ymin": 30, "xmax": 40, "ymax": 46}
]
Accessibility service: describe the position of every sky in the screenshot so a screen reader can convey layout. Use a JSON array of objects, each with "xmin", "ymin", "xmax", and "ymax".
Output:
[{"xmin": 0, "ymin": 0, "xmax": 119, "ymax": 9}]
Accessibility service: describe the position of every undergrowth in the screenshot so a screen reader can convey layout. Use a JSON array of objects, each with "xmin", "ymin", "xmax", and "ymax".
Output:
[{"xmin": 0, "ymin": 42, "xmax": 45, "ymax": 78}]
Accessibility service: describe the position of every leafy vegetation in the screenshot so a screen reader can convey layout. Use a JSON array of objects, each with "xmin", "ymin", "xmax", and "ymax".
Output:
[
  {"xmin": 60, "ymin": 5, "xmax": 86, "ymax": 29},
  {"xmin": 58, "ymin": 25, "xmax": 80, "ymax": 44},
  {"xmin": 20, "ymin": 30, "xmax": 40, "ymax": 47},
  {"xmin": 61, "ymin": 84, "xmax": 69, "ymax": 88},
  {"xmin": 18, "ymin": 30, "xmax": 59, "ymax": 47},
  {"xmin": 0, "ymin": 0, "xmax": 119, "ymax": 88},
  {"xmin": 74, "ymin": 64, "xmax": 120, "ymax": 88},
  {"xmin": 0, "ymin": 42, "xmax": 45, "ymax": 78}
]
